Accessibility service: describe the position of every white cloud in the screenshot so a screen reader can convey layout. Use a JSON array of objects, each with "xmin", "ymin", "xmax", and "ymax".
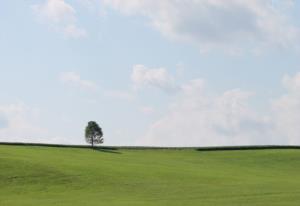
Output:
[
  {"xmin": 139, "ymin": 106, "xmax": 155, "ymax": 115},
  {"xmin": 102, "ymin": 0, "xmax": 300, "ymax": 53},
  {"xmin": 60, "ymin": 72, "xmax": 97, "ymax": 91},
  {"xmin": 63, "ymin": 24, "xmax": 87, "ymax": 38},
  {"xmin": 131, "ymin": 64, "xmax": 176, "ymax": 91},
  {"xmin": 0, "ymin": 103, "xmax": 48, "ymax": 143},
  {"xmin": 32, "ymin": 0, "xmax": 76, "ymax": 23},
  {"xmin": 0, "ymin": 103, "xmax": 81, "ymax": 144},
  {"xmin": 282, "ymin": 73, "xmax": 300, "ymax": 93},
  {"xmin": 32, "ymin": 0, "xmax": 87, "ymax": 39},
  {"xmin": 105, "ymin": 90, "xmax": 135, "ymax": 101},
  {"xmin": 137, "ymin": 78, "xmax": 281, "ymax": 146},
  {"xmin": 271, "ymin": 72, "xmax": 300, "ymax": 145}
]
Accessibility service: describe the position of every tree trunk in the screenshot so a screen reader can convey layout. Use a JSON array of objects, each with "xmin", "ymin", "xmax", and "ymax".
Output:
[{"xmin": 91, "ymin": 136, "xmax": 94, "ymax": 148}]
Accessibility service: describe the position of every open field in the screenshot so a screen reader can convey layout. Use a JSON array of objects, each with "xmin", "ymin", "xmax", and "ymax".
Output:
[{"xmin": 0, "ymin": 145, "xmax": 300, "ymax": 206}]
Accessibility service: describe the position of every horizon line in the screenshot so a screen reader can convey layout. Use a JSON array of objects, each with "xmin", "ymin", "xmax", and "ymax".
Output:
[{"xmin": 0, "ymin": 142, "xmax": 300, "ymax": 151}]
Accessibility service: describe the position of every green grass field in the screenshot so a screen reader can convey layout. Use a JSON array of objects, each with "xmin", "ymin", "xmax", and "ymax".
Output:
[{"xmin": 0, "ymin": 145, "xmax": 300, "ymax": 205}]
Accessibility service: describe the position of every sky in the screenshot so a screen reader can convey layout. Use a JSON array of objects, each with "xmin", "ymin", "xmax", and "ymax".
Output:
[{"xmin": 1, "ymin": 0, "xmax": 300, "ymax": 146}]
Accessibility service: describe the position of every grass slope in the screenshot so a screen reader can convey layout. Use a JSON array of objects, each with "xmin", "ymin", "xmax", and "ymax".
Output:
[{"xmin": 0, "ymin": 145, "xmax": 300, "ymax": 206}]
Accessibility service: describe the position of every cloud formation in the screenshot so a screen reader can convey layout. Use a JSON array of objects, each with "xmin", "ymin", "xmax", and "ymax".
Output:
[
  {"xmin": 102, "ymin": 0, "xmax": 300, "ymax": 53},
  {"xmin": 139, "ymin": 79, "xmax": 273, "ymax": 146},
  {"xmin": 0, "ymin": 103, "xmax": 47, "ymax": 143},
  {"xmin": 138, "ymin": 72, "xmax": 300, "ymax": 147},
  {"xmin": 60, "ymin": 72, "xmax": 97, "ymax": 91},
  {"xmin": 131, "ymin": 64, "xmax": 176, "ymax": 92},
  {"xmin": 32, "ymin": 0, "xmax": 87, "ymax": 38},
  {"xmin": 271, "ymin": 72, "xmax": 300, "ymax": 145},
  {"xmin": 139, "ymin": 106, "xmax": 155, "ymax": 115},
  {"xmin": 105, "ymin": 90, "xmax": 135, "ymax": 101}
]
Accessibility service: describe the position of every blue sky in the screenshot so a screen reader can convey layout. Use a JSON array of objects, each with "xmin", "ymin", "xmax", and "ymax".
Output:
[{"xmin": 1, "ymin": 0, "xmax": 300, "ymax": 146}]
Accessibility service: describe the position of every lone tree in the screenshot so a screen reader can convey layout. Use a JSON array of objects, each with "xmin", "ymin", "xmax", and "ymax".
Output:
[{"xmin": 85, "ymin": 121, "xmax": 103, "ymax": 148}]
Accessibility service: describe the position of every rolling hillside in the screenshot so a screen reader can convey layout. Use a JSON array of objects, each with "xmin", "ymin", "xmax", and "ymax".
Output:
[{"xmin": 0, "ymin": 145, "xmax": 300, "ymax": 205}]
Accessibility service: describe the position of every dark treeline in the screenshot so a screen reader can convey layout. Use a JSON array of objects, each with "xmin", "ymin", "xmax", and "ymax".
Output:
[{"xmin": 0, "ymin": 142, "xmax": 300, "ymax": 151}]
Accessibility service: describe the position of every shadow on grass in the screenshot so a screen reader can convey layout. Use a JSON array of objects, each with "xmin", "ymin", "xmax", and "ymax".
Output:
[
  {"xmin": 92, "ymin": 147, "xmax": 121, "ymax": 154},
  {"xmin": 195, "ymin": 145, "xmax": 300, "ymax": 152}
]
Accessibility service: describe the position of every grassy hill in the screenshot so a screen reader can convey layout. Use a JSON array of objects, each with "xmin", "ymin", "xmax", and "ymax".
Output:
[{"xmin": 0, "ymin": 144, "xmax": 300, "ymax": 206}]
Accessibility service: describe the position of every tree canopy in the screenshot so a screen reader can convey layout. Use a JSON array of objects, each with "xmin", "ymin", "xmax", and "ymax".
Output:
[{"xmin": 85, "ymin": 121, "xmax": 103, "ymax": 147}]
